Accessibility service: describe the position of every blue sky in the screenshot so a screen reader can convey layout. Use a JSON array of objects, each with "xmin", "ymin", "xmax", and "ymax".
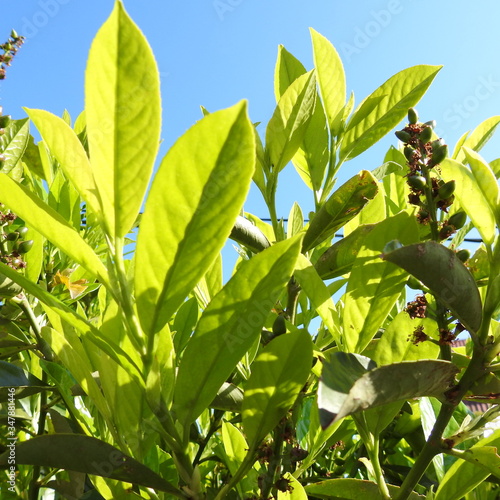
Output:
[{"xmin": 2, "ymin": 0, "xmax": 500, "ymax": 260}]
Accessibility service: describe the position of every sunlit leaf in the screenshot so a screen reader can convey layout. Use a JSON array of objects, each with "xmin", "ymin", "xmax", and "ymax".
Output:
[
  {"xmin": 86, "ymin": 1, "xmax": 161, "ymax": 239},
  {"xmin": 135, "ymin": 101, "xmax": 255, "ymax": 336}
]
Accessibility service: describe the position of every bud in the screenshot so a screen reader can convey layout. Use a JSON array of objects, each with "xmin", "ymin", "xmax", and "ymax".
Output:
[
  {"xmin": 430, "ymin": 138, "xmax": 445, "ymax": 149},
  {"xmin": 438, "ymin": 180, "xmax": 456, "ymax": 199},
  {"xmin": 448, "ymin": 211, "xmax": 467, "ymax": 229},
  {"xmin": 429, "ymin": 144, "xmax": 448, "ymax": 166},
  {"xmin": 18, "ymin": 226, "xmax": 29, "ymax": 238},
  {"xmin": 10, "ymin": 30, "xmax": 19, "ymax": 40},
  {"xmin": 456, "ymin": 249, "xmax": 470, "ymax": 263},
  {"xmin": 424, "ymin": 120, "xmax": 436, "ymax": 129},
  {"xmin": 407, "ymin": 175, "xmax": 426, "ymax": 190},
  {"xmin": 408, "ymin": 108, "xmax": 418, "ymax": 124},
  {"xmin": 395, "ymin": 130, "xmax": 411, "ymax": 143},
  {"xmin": 419, "ymin": 125, "xmax": 432, "ymax": 143}
]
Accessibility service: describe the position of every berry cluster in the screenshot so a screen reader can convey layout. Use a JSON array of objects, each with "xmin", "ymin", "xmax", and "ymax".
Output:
[
  {"xmin": 395, "ymin": 108, "xmax": 468, "ymax": 242},
  {"xmin": 0, "ymin": 205, "xmax": 33, "ymax": 270},
  {"xmin": 0, "ymin": 30, "xmax": 25, "ymax": 80}
]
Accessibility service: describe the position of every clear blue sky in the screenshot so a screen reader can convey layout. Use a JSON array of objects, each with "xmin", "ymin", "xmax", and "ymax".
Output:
[{"xmin": 2, "ymin": 0, "xmax": 500, "ymax": 256}]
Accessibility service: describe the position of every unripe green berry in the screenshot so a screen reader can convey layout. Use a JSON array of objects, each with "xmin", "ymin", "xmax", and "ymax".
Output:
[
  {"xmin": 456, "ymin": 249, "xmax": 470, "ymax": 262},
  {"xmin": 419, "ymin": 126, "xmax": 432, "ymax": 143},
  {"xmin": 16, "ymin": 239, "xmax": 33, "ymax": 254},
  {"xmin": 407, "ymin": 175, "xmax": 426, "ymax": 190},
  {"xmin": 404, "ymin": 146, "xmax": 416, "ymax": 161},
  {"xmin": 408, "ymin": 108, "xmax": 418, "ymax": 124},
  {"xmin": 438, "ymin": 180, "xmax": 456, "ymax": 199},
  {"xmin": 0, "ymin": 115, "xmax": 11, "ymax": 128},
  {"xmin": 430, "ymin": 144, "xmax": 448, "ymax": 166},
  {"xmin": 18, "ymin": 227, "xmax": 29, "ymax": 238},
  {"xmin": 448, "ymin": 211, "xmax": 467, "ymax": 229},
  {"xmin": 272, "ymin": 314, "xmax": 286, "ymax": 336},
  {"xmin": 424, "ymin": 120, "xmax": 436, "ymax": 129},
  {"xmin": 5, "ymin": 231, "xmax": 18, "ymax": 242},
  {"xmin": 395, "ymin": 130, "xmax": 411, "ymax": 143}
]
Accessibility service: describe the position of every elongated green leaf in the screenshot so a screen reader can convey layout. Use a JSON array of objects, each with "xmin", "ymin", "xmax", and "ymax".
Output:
[
  {"xmin": 314, "ymin": 224, "xmax": 376, "ymax": 280},
  {"xmin": 274, "ymin": 45, "xmax": 328, "ymax": 191},
  {"xmin": 382, "ymin": 241, "xmax": 482, "ymax": 333},
  {"xmin": 0, "ymin": 434, "xmax": 182, "ymax": 496},
  {"xmin": 242, "ymin": 330, "xmax": 313, "ymax": 447},
  {"xmin": 86, "ymin": 1, "xmax": 161, "ymax": 239},
  {"xmin": 435, "ymin": 429, "xmax": 500, "ymax": 500},
  {"xmin": 340, "ymin": 65, "xmax": 441, "ymax": 161},
  {"xmin": 25, "ymin": 109, "xmax": 101, "ymax": 215},
  {"xmin": 440, "ymin": 158, "xmax": 496, "ymax": 245},
  {"xmin": 0, "ymin": 361, "xmax": 50, "ymax": 402},
  {"xmin": 222, "ymin": 421, "xmax": 259, "ymax": 498},
  {"xmin": 0, "ymin": 118, "xmax": 29, "ymax": 176},
  {"xmin": 305, "ymin": 479, "xmax": 425, "ymax": 499},
  {"xmin": 0, "ymin": 173, "xmax": 109, "ymax": 285},
  {"xmin": 310, "ymin": 29, "xmax": 346, "ymax": 132},
  {"xmin": 451, "ymin": 447, "xmax": 500, "ymax": 480},
  {"xmin": 454, "ymin": 116, "xmax": 500, "ymax": 163},
  {"xmin": 462, "ymin": 147, "xmax": 500, "ymax": 222},
  {"xmin": 343, "ymin": 212, "xmax": 419, "ymax": 353},
  {"xmin": 266, "ymin": 70, "xmax": 317, "ymax": 173},
  {"xmin": 294, "ymin": 254, "xmax": 341, "ymax": 344},
  {"xmin": 135, "ymin": 101, "xmax": 255, "ymax": 336},
  {"xmin": 274, "ymin": 45, "xmax": 307, "ymax": 102},
  {"xmin": 318, "ymin": 353, "xmax": 458, "ymax": 428},
  {"xmin": 302, "ymin": 170, "xmax": 378, "ymax": 252},
  {"xmin": 174, "ymin": 236, "xmax": 302, "ymax": 424}
]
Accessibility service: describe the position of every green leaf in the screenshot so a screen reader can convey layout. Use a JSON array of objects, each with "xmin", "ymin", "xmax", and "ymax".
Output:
[
  {"xmin": 266, "ymin": 70, "xmax": 317, "ymax": 173},
  {"xmin": 372, "ymin": 312, "xmax": 440, "ymax": 366},
  {"xmin": 302, "ymin": 170, "xmax": 379, "ymax": 252},
  {"xmin": 314, "ymin": 224, "xmax": 376, "ymax": 280},
  {"xmin": 173, "ymin": 236, "xmax": 302, "ymax": 424},
  {"xmin": 382, "ymin": 241, "xmax": 482, "ymax": 334},
  {"xmin": 274, "ymin": 45, "xmax": 307, "ymax": 102},
  {"xmin": 318, "ymin": 352, "xmax": 459, "ymax": 428},
  {"xmin": 340, "ymin": 65, "xmax": 441, "ymax": 161},
  {"xmin": 310, "ymin": 29, "xmax": 346, "ymax": 132},
  {"xmin": 305, "ymin": 478, "xmax": 425, "ymax": 499},
  {"xmin": 0, "ymin": 434, "xmax": 182, "ymax": 496},
  {"xmin": 435, "ymin": 429, "xmax": 500, "ymax": 500},
  {"xmin": 277, "ymin": 473, "xmax": 308, "ymax": 500},
  {"xmin": 135, "ymin": 101, "xmax": 255, "ymax": 336},
  {"xmin": 25, "ymin": 109, "xmax": 101, "ymax": 216},
  {"xmin": 462, "ymin": 147, "xmax": 500, "ymax": 223},
  {"xmin": 242, "ymin": 330, "xmax": 313, "ymax": 447},
  {"xmin": 343, "ymin": 212, "xmax": 419, "ymax": 353},
  {"xmin": 0, "ymin": 173, "xmax": 109, "ymax": 285},
  {"xmin": 453, "ymin": 116, "xmax": 500, "ymax": 163},
  {"xmin": 86, "ymin": 1, "xmax": 161, "ymax": 239},
  {"xmin": 294, "ymin": 254, "xmax": 341, "ymax": 344},
  {"xmin": 0, "ymin": 361, "xmax": 50, "ymax": 402},
  {"xmin": 439, "ymin": 158, "xmax": 496, "ymax": 245},
  {"xmin": 0, "ymin": 118, "xmax": 30, "ymax": 176},
  {"xmin": 287, "ymin": 202, "xmax": 304, "ymax": 239},
  {"xmin": 451, "ymin": 446, "xmax": 500, "ymax": 480}
]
